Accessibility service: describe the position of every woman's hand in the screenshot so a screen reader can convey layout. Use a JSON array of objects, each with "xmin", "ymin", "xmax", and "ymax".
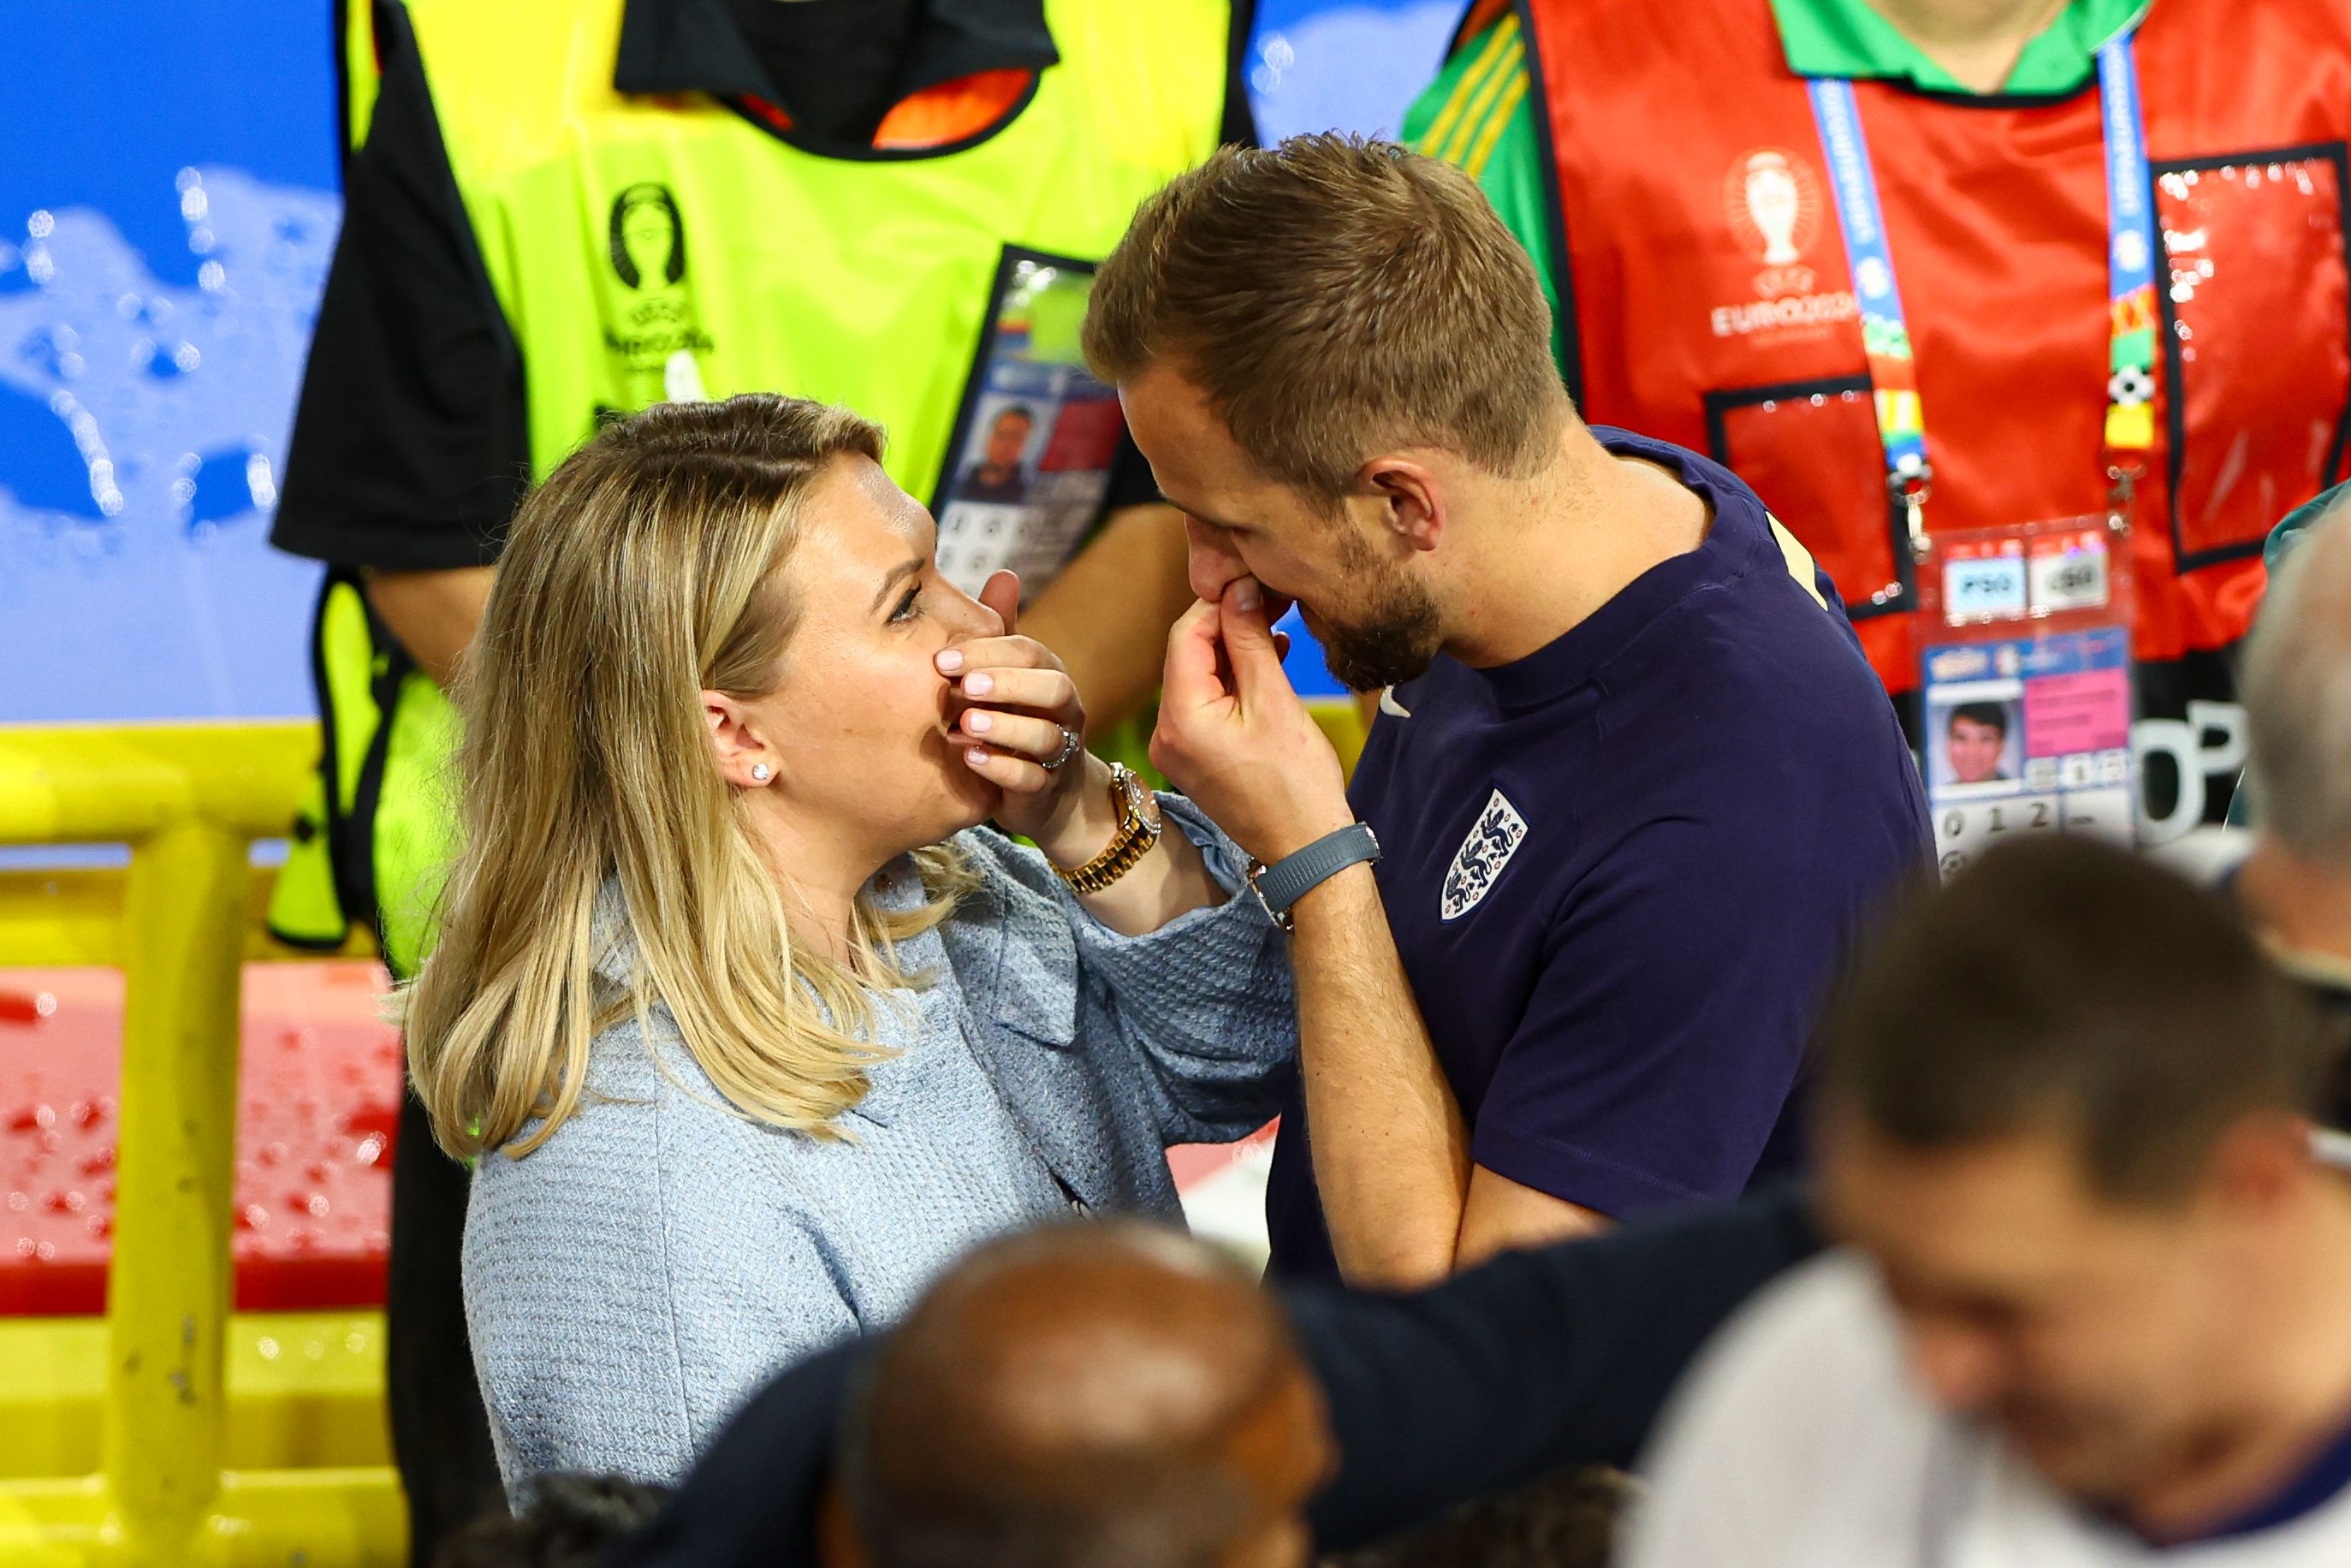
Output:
[{"xmin": 939, "ymin": 572, "xmax": 1120, "ymax": 863}]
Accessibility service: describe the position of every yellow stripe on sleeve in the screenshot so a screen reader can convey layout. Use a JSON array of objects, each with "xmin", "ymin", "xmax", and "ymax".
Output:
[
  {"xmin": 1436, "ymin": 33, "xmax": 1526, "ymax": 166},
  {"xmin": 1416, "ymin": 15, "xmax": 1521, "ymax": 163},
  {"xmin": 1767, "ymin": 515, "xmax": 1832, "ymax": 612},
  {"xmin": 1462, "ymin": 65, "xmax": 1530, "ymax": 180}
]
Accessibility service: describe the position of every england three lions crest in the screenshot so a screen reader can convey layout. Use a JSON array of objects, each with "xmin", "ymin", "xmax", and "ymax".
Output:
[{"xmin": 1441, "ymin": 789, "xmax": 1529, "ymax": 922}]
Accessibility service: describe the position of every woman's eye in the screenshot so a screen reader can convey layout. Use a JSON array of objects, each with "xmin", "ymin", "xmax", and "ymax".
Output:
[{"xmin": 888, "ymin": 584, "xmax": 923, "ymax": 625}]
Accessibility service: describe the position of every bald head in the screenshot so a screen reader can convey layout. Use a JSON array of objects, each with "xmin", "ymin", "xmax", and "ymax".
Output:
[
  {"xmin": 2245, "ymin": 502, "xmax": 2351, "ymax": 874},
  {"xmin": 840, "ymin": 1223, "xmax": 1331, "ymax": 1568}
]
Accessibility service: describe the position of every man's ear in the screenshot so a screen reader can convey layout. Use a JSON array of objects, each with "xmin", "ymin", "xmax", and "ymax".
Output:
[
  {"xmin": 703, "ymin": 690, "xmax": 780, "ymax": 789},
  {"xmin": 1358, "ymin": 455, "xmax": 1443, "ymax": 554}
]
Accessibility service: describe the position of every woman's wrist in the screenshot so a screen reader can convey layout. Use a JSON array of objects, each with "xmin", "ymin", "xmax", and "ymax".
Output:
[{"xmin": 1032, "ymin": 755, "xmax": 1123, "ymax": 871}]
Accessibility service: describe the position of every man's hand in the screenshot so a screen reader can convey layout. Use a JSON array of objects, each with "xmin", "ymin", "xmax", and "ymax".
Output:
[{"xmin": 1151, "ymin": 578, "xmax": 1352, "ymax": 865}]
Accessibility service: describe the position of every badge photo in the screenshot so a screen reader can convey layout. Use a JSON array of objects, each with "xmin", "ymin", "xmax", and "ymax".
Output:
[{"xmin": 930, "ymin": 246, "xmax": 1126, "ymax": 600}]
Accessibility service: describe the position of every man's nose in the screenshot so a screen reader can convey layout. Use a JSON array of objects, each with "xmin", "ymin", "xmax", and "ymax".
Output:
[
  {"xmin": 1184, "ymin": 514, "xmax": 1248, "ymax": 603},
  {"xmin": 1908, "ymin": 1323, "xmax": 2006, "ymax": 1415}
]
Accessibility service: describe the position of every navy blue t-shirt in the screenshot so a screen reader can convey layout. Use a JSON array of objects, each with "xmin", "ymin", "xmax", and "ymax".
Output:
[{"xmin": 1266, "ymin": 430, "xmax": 1932, "ymax": 1279}]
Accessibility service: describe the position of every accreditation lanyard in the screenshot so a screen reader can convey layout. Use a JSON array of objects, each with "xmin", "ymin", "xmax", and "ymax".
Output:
[{"xmin": 1805, "ymin": 36, "xmax": 2160, "ymax": 559}]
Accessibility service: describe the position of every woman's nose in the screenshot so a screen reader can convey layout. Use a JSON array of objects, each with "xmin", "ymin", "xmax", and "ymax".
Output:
[{"xmin": 941, "ymin": 585, "xmax": 1003, "ymax": 641}]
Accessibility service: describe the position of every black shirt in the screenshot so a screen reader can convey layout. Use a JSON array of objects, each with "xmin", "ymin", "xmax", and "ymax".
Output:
[
  {"xmin": 598, "ymin": 975, "xmax": 2351, "ymax": 1565},
  {"xmin": 599, "ymin": 1186, "xmax": 1824, "ymax": 1566},
  {"xmin": 272, "ymin": 0, "xmax": 1257, "ymax": 575}
]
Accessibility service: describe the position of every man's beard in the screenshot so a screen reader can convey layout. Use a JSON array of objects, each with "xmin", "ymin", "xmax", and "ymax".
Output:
[
  {"xmin": 1315, "ymin": 543, "xmax": 1445, "ymax": 693},
  {"xmin": 1989, "ymin": 1393, "xmax": 2181, "ymax": 1507}
]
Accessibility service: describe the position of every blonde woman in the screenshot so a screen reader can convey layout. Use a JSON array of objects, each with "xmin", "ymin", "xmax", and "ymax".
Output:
[{"xmin": 403, "ymin": 395, "xmax": 1296, "ymax": 1495}]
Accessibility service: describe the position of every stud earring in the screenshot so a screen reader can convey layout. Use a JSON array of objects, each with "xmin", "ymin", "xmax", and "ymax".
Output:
[{"xmin": 750, "ymin": 763, "xmax": 772, "ymax": 783}]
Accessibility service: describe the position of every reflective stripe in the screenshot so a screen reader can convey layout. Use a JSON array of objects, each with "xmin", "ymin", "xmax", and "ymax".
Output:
[{"xmin": 1768, "ymin": 514, "xmax": 1832, "ymax": 612}]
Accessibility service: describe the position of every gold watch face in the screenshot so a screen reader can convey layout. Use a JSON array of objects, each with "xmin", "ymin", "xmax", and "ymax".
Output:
[{"xmin": 1117, "ymin": 765, "xmax": 1161, "ymax": 829}]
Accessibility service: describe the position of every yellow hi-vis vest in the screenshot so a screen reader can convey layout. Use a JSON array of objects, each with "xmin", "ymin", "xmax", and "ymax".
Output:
[{"xmin": 269, "ymin": 0, "xmax": 1231, "ymax": 975}]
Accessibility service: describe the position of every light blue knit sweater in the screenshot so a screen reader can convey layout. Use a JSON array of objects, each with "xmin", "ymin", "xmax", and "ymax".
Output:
[{"xmin": 460, "ymin": 798, "xmax": 1296, "ymax": 1496}]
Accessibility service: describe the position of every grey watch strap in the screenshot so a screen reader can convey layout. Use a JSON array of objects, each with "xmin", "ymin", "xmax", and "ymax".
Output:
[{"xmin": 1251, "ymin": 823, "xmax": 1381, "ymax": 925}]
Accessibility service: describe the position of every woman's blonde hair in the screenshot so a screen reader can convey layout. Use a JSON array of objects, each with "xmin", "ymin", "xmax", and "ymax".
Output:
[{"xmin": 404, "ymin": 395, "xmax": 973, "ymax": 1160}]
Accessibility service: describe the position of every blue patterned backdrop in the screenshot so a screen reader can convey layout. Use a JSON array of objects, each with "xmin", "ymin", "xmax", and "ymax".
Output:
[{"xmin": 0, "ymin": 1, "xmax": 1458, "ymax": 722}]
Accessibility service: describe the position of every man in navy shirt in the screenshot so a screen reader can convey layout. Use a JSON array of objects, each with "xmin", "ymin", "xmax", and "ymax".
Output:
[{"xmin": 1087, "ymin": 133, "xmax": 1931, "ymax": 1286}]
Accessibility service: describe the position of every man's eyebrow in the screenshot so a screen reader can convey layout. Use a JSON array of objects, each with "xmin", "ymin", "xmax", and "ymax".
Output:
[
  {"xmin": 870, "ymin": 556, "xmax": 923, "ymax": 615},
  {"xmin": 1167, "ymin": 495, "xmax": 1246, "ymax": 535}
]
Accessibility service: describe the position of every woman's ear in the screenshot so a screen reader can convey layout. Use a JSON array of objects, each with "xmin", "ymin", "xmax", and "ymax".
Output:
[{"xmin": 703, "ymin": 690, "xmax": 779, "ymax": 788}]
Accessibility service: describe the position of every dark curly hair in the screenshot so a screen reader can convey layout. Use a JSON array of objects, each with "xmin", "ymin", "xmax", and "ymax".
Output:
[{"xmin": 434, "ymin": 1473, "xmax": 674, "ymax": 1568}]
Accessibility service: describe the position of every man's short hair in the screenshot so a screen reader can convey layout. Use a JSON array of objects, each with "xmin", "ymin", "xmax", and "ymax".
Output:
[
  {"xmin": 434, "ymin": 1473, "xmax": 672, "ymax": 1568},
  {"xmin": 1821, "ymin": 835, "xmax": 2342, "ymax": 1202},
  {"xmin": 1327, "ymin": 1464, "xmax": 1630, "ymax": 1568},
  {"xmin": 1083, "ymin": 134, "xmax": 1569, "ymax": 507},
  {"xmin": 1946, "ymin": 700, "xmax": 2008, "ymax": 737},
  {"xmin": 2243, "ymin": 506, "xmax": 2351, "ymax": 872},
  {"xmin": 992, "ymin": 405, "xmax": 1036, "ymax": 427}
]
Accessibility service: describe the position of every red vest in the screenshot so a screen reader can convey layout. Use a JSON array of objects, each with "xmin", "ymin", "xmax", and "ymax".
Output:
[{"xmin": 1518, "ymin": 0, "xmax": 2351, "ymax": 692}]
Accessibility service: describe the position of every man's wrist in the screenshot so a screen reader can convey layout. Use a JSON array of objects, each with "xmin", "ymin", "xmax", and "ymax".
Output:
[
  {"xmin": 1275, "ymin": 849, "xmax": 1379, "ymax": 930},
  {"xmin": 1248, "ymin": 823, "xmax": 1380, "ymax": 935},
  {"xmin": 1255, "ymin": 805, "xmax": 1358, "ymax": 866}
]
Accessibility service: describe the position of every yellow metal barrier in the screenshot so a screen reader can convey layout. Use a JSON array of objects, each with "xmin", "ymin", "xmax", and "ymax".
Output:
[
  {"xmin": 0, "ymin": 705, "xmax": 1379, "ymax": 1566},
  {"xmin": 0, "ymin": 723, "xmax": 401, "ymax": 1567}
]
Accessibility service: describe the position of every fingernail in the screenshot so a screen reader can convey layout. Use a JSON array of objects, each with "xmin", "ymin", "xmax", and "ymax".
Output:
[
  {"xmin": 966, "ymin": 747, "xmax": 990, "ymax": 766},
  {"xmin": 935, "ymin": 649, "xmax": 965, "ymax": 673},
  {"xmin": 964, "ymin": 672, "xmax": 993, "ymax": 697},
  {"xmin": 1232, "ymin": 579, "xmax": 1262, "ymax": 614},
  {"xmin": 965, "ymin": 710, "xmax": 994, "ymax": 734}
]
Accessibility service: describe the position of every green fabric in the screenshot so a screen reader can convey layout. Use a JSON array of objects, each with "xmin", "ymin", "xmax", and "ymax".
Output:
[
  {"xmin": 266, "ymin": 768, "xmax": 347, "ymax": 949},
  {"xmin": 344, "ymin": 0, "xmax": 380, "ymax": 149},
  {"xmin": 1400, "ymin": 17, "xmax": 1561, "ymax": 369},
  {"xmin": 373, "ymin": 670, "xmax": 460, "ymax": 978},
  {"xmin": 412, "ymin": 0, "xmax": 1227, "ymax": 489},
  {"xmin": 266, "ymin": 574, "xmax": 460, "ymax": 972},
  {"xmin": 268, "ymin": 574, "xmax": 378, "ymax": 950},
  {"xmin": 1772, "ymin": 0, "xmax": 2152, "ymax": 93}
]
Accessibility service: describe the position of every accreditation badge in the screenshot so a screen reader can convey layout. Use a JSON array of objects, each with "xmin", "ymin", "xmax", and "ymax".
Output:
[
  {"xmin": 1919, "ymin": 517, "xmax": 2139, "ymax": 878},
  {"xmin": 930, "ymin": 247, "xmax": 1126, "ymax": 601}
]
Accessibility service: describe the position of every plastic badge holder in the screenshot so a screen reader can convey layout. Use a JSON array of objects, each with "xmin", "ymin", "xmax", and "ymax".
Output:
[
  {"xmin": 929, "ymin": 250, "xmax": 1125, "ymax": 600},
  {"xmin": 1916, "ymin": 517, "xmax": 2139, "ymax": 878}
]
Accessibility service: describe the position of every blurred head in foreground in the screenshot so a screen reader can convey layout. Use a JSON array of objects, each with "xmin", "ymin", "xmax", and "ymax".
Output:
[
  {"xmin": 1819, "ymin": 834, "xmax": 2350, "ymax": 1505},
  {"xmin": 2240, "ymin": 500, "xmax": 2351, "ymax": 972},
  {"xmin": 837, "ymin": 1222, "xmax": 1333, "ymax": 1568}
]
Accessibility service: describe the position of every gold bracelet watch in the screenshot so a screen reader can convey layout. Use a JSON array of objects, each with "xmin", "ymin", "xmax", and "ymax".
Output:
[{"xmin": 1055, "ymin": 763, "xmax": 1164, "ymax": 895}]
